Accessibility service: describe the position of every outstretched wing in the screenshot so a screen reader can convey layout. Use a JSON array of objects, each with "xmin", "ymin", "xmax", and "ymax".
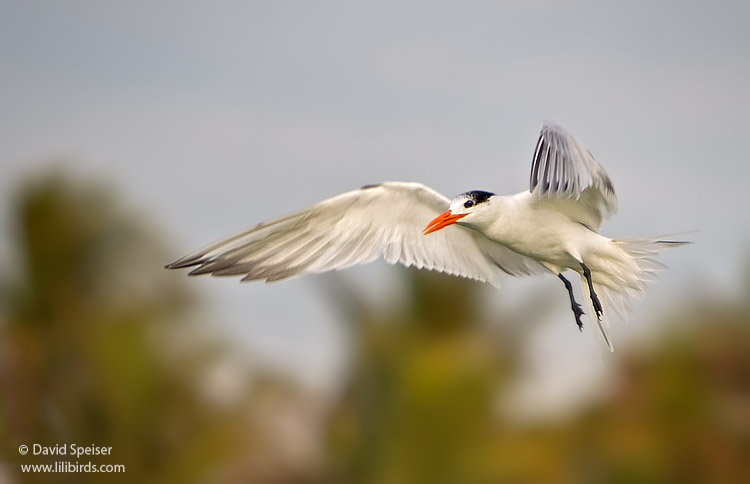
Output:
[
  {"xmin": 529, "ymin": 122, "xmax": 618, "ymax": 230},
  {"xmin": 167, "ymin": 182, "xmax": 544, "ymax": 284}
]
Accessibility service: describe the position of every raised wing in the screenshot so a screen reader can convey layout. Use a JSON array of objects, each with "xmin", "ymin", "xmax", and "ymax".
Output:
[
  {"xmin": 529, "ymin": 122, "xmax": 618, "ymax": 230},
  {"xmin": 167, "ymin": 182, "xmax": 543, "ymax": 285}
]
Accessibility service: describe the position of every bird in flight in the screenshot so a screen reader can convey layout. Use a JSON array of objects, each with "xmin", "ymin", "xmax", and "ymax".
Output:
[{"xmin": 166, "ymin": 122, "xmax": 688, "ymax": 350}]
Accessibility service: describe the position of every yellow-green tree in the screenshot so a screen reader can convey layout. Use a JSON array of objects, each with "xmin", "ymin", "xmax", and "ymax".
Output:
[
  {"xmin": 325, "ymin": 264, "xmax": 750, "ymax": 483},
  {"xmin": 0, "ymin": 175, "xmax": 259, "ymax": 483}
]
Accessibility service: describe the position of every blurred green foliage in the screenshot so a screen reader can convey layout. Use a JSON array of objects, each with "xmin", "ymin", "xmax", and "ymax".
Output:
[
  {"xmin": 0, "ymin": 176, "xmax": 263, "ymax": 483},
  {"xmin": 326, "ymin": 268, "xmax": 750, "ymax": 484},
  {"xmin": 1, "ymin": 173, "xmax": 748, "ymax": 483}
]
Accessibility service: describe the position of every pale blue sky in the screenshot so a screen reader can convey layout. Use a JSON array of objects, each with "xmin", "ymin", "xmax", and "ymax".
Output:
[{"xmin": 2, "ymin": 1, "xmax": 749, "ymax": 398}]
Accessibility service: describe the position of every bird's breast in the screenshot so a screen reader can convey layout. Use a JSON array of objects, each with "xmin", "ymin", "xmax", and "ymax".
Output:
[{"xmin": 482, "ymin": 203, "xmax": 585, "ymax": 267}]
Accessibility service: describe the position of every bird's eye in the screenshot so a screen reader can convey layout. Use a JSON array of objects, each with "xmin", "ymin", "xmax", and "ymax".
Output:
[{"xmin": 464, "ymin": 200, "xmax": 474, "ymax": 208}]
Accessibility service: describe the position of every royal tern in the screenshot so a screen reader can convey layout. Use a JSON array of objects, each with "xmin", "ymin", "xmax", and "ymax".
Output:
[{"xmin": 167, "ymin": 122, "xmax": 688, "ymax": 350}]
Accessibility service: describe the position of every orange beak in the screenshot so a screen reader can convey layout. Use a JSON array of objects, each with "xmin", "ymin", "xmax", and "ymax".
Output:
[{"xmin": 423, "ymin": 210, "xmax": 467, "ymax": 235}]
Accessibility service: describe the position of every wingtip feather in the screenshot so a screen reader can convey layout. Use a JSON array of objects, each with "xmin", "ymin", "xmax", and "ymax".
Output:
[{"xmin": 165, "ymin": 256, "xmax": 205, "ymax": 270}]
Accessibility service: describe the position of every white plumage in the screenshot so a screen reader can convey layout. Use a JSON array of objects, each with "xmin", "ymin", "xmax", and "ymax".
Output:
[{"xmin": 167, "ymin": 122, "xmax": 688, "ymax": 350}]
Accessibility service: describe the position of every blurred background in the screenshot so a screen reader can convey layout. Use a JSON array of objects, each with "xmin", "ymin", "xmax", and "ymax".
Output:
[{"xmin": 1, "ymin": 1, "xmax": 748, "ymax": 483}]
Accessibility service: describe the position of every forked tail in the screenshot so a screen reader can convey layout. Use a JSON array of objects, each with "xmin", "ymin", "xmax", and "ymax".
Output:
[{"xmin": 583, "ymin": 235, "xmax": 691, "ymax": 351}]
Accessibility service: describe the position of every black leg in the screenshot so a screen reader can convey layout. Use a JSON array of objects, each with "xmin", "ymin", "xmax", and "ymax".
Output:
[
  {"xmin": 580, "ymin": 263, "xmax": 603, "ymax": 321},
  {"xmin": 558, "ymin": 273, "xmax": 584, "ymax": 331}
]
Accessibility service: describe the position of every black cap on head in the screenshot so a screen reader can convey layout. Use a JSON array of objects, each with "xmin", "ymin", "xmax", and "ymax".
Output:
[
  {"xmin": 464, "ymin": 190, "xmax": 494, "ymax": 204},
  {"xmin": 457, "ymin": 190, "xmax": 495, "ymax": 209}
]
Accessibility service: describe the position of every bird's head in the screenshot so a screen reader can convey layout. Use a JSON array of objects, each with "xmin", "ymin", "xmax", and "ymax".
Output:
[{"xmin": 423, "ymin": 190, "xmax": 495, "ymax": 234}]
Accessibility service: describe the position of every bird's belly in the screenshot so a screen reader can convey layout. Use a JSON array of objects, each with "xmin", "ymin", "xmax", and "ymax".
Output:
[{"xmin": 502, "ymin": 234, "xmax": 578, "ymax": 267}]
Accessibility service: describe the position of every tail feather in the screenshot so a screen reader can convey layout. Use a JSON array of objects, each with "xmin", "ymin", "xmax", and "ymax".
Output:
[
  {"xmin": 585, "ymin": 235, "xmax": 690, "ymax": 351},
  {"xmin": 613, "ymin": 236, "xmax": 690, "ymax": 295}
]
